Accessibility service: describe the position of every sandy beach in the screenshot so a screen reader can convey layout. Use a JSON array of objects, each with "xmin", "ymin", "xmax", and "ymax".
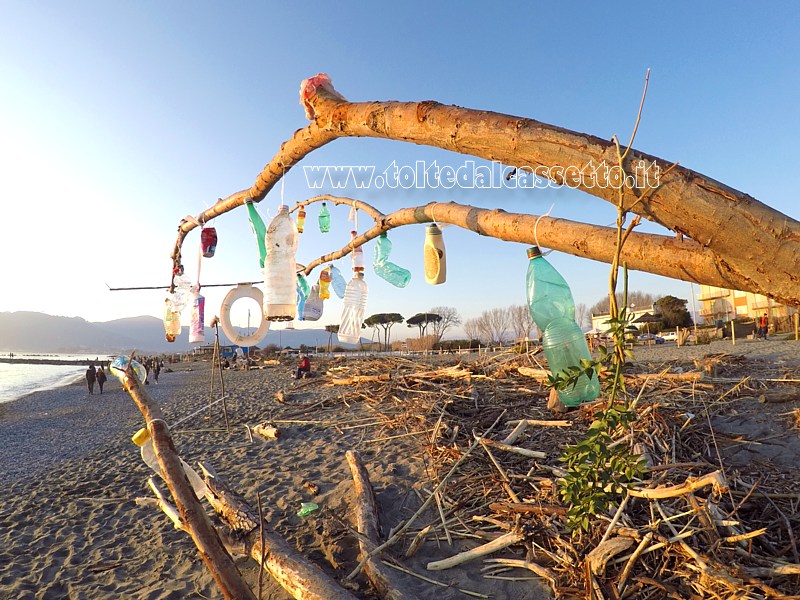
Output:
[
  {"xmin": 1, "ymin": 339, "xmax": 799, "ymax": 599},
  {"xmin": 0, "ymin": 359, "xmax": 545, "ymax": 599}
]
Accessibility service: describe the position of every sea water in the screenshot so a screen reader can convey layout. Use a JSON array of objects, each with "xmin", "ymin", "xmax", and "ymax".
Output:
[{"xmin": 0, "ymin": 354, "xmax": 114, "ymax": 404}]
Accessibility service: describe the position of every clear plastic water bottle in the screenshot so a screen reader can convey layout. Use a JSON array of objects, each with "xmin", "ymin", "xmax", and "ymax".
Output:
[
  {"xmin": 526, "ymin": 246, "xmax": 575, "ymax": 331},
  {"xmin": 245, "ymin": 199, "xmax": 268, "ymax": 268},
  {"xmin": 263, "ymin": 205, "xmax": 299, "ymax": 321},
  {"xmin": 374, "ymin": 233, "xmax": 411, "ymax": 288},
  {"xmin": 303, "ymin": 285, "xmax": 324, "ymax": 321},
  {"xmin": 330, "ymin": 265, "xmax": 347, "ymax": 299},
  {"xmin": 541, "ymin": 317, "xmax": 600, "ymax": 406},
  {"xmin": 338, "ymin": 273, "xmax": 368, "ymax": 345},
  {"xmin": 318, "ymin": 202, "xmax": 331, "ymax": 233},
  {"xmin": 163, "ymin": 298, "xmax": 181, "ymax": 342},
  {"xmin": 131, "ymin": 428, "xmax": 208, "ymax": 499}
]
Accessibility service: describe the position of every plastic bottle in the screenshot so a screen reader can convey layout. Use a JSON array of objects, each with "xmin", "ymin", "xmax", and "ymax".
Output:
[
  {"xmin": 189, "ymin": 292, "xmax": 205, "ymax": 344},
  {"xmin": 163, "ymin": 298, "xmax": 181, "ymax": 342},
  {"xmin": 541, "ymin": 317, "xmax": 600, "ymax": 406},
  {"xmin": 350, "ymin": 231, "xmax": 365, "ymax": 272},
  {"xmin": 263, "ymin": 205, "xmax": 299, "ymax": 321},
  {"xmin": 296, "ymin": 274, "xmax": 309, "ymax": 320},
  {"xmin": 338, "ymin": 273, "xmax": 368, "ymax": 345},
  {"xmin": 303, "ymin": 285, "xmax": 324, "ymax": 321},
  {"xmin": 330, "ymin": 265, "xmax": 347, "ymax": 299},
  {"xmin": 423, "ymin": 224, "xmax": 446, "ymax": 284},
  {"xmin": 318, "ymin": 267, "xmax": 332, "ymax": 300},
  {"xmin": 170, "ymin": 271, "xmax": 194, "ymax": 312},
  {"xmin": 318, "ymin": 202, "xmax": 331, "ymax": 233},
  {"xmin": 131, "ymin": 428, "xmax": 208, "ymax": 499},
  {"xmin": 525, "ymin": 246, "xmax": 575, "ymax": 331},
  {"xmin": 296, "ymin": 207, "xmax": 306, "ymax": 233},
  {"xmin": 245, "ymin": 199, "xmax": 268, "ymax": 268},
  {"xmin": 374, "ymin": 232, "xmax": 411, "ymax": 288},
  {"xmin": 297, "ymin": 502, "xmax": 319, "ymax": 517}
]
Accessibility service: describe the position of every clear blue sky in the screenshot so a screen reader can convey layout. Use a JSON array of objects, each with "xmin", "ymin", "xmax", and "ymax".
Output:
[{"xmin": 2, "ymin": 2, "xmax": 798, "ymax": 341}]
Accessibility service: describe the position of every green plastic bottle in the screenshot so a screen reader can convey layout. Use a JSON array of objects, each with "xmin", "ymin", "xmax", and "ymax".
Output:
[
  {"xmin": 373, "ymin": 233, "xmax": 411, "ymax": 288},
  {"xmin": 526, "ymin": 246, "xmax": 575, "ymax": 331},
  {"xmin": 525, "ymin": 247, "xmax": 599, "ymax": 406},
  {"xmin": 318, "ymin": 202, "xmax": 331, "ymax": 233}
]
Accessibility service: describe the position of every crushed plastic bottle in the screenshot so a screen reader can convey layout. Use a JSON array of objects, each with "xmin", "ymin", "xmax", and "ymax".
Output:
[
  {"xmin": 373, "ymin": 232, "xmax": 411, "ymax": 288},
  {"xmin": 296, "ymin": 502, "xmax": 319, "ymax": 517},
  {"xmin": 329, "ymin": 265, "xmax": 347, "ymax": 299},
  {"xmin": 296, "ymin": 274, "xmax": 309, "ymax": 320},
  {"xmin": 303, "ymin": 285, "xmax": 323, "ymax": 321},
  {"xmin": 245, "ymin": 199, "xmax": 268, "ymax": 268},
  {"xmin": 318, "ymin": 202, "xmax": 331, "ymax": 233},
  {"xmin": 263, "ymin": 205, "xmax": 299, "ymax": 321},
  {"xmin": 318, "ymin": 266, "xmax": 332, "ymax": 300},
  {"xmin": 525, "ymin": 246, "xmax": 599, "ymax": 406}
]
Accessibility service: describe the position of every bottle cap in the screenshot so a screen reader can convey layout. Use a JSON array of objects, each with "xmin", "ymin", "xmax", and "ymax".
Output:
[
  {"xmin": 427, "ymin": 223, "xmax": 442, "ymax": 234},
  {"xmin": 527, "ymin": 246, "xmax": 542, "ymax": 259},
  {"xmin": 131, "ymin": 427, "xmax": 151, "ymax": 447}
]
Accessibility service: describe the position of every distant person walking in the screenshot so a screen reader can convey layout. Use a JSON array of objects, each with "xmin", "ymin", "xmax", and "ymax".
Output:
[
  {"xmin": 758, "ymin": 313, "xmax": 769, "ymax": 339},
  {"xmin": 96, "ymin": 366, "xmax": 107, "ymax": 394},
  {"xmin": 153, "ymin": 361, "xmax": 161, "ymax": 384},
  {"xmin": 86, "ymin": 364, "xmax": 96, "ymax": 395}
]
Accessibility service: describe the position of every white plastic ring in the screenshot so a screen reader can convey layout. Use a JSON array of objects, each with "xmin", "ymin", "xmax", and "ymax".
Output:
[{"xmin": 220, "ymin": 284, "xmax": 270, "ymax": 347}]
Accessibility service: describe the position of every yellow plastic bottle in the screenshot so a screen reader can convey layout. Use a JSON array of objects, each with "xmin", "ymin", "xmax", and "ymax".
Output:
[{"xmin": 423, "ymin": 223, "xmax": 447, "ymax": 284}]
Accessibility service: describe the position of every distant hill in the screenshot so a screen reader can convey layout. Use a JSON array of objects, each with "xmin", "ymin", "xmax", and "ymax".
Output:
[{"xmin": 0, "ymin": 311, "xmax": 365, "ymax": 354}]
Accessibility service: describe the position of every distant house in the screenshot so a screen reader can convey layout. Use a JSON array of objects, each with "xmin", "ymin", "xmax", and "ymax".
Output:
[{"xmin": 697, "ymin": 285, "xmax": 789, "ymax": 325}]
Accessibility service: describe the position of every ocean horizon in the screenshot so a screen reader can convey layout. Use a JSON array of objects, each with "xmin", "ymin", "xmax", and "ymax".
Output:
[{"xmin": 0, "ymin": 353, "xmax": 115, "ymax": 404}]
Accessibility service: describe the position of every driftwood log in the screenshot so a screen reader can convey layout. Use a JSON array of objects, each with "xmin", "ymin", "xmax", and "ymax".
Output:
[
  {"xmin": 345, "ymin": 450, "xmax": 415, "ymax": 600},
  {"xmin": 122, "ymin": 367, "xmax": 257, "ymax": 600},
  {"xmin": 199, "ymin": 464, "xmax": 358, "ymax": 600}
]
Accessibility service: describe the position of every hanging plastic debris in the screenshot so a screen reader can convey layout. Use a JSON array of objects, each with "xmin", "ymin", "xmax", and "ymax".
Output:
[
  {"xmin": 263, "ymin": 205, "xmax": 299, "ymax": 321},
  {"xmin": 200, "ymin": 227, "xmax": 217, "ymax": 258},
  {"xmin": 318, "ymin": 202, "xmax": 331, "ymax": 233},
  {"xmin": 245, "ymin": 198, "xmax": 268, "ymax": 268},
  {"xmin": 373, "ymin": 232, "xmax": 411, "ymax": 288}
]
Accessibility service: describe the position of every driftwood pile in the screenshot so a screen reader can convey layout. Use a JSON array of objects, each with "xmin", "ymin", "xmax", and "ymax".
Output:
[
  {"xmin": 315, "ymin": 352, "xmax": 800, "ymax": 598},
  {"xmin": 127, "ymin": 351, "xmax": 800, "ymax": 599}
]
